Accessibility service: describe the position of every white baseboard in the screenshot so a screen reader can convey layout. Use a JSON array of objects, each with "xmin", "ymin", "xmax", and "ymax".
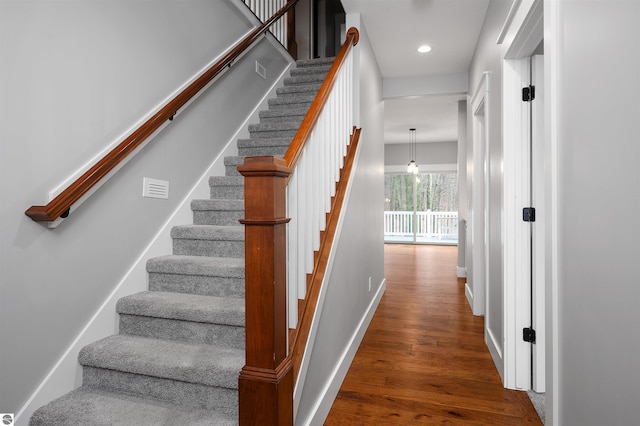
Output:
[
  {"xmin": 486, "ymin": 326, "xmax": 504, "ymax": 383},
  {"xmin": 457, "ymin": 266, "xmax": 467, "ymax": 278},
  {"xmin": 15, "ymin": 62, "xmax": 292, "ymax": 426},
  {"xmin": 297, "ymin": 279, "xmax": 386, "ymax": 426},
  {"xmin": 465, "ymin": 281, "xmax": 474, "ymax": 309}
]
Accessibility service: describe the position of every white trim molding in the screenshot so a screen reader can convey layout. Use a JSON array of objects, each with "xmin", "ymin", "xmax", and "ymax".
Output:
[{"xmin": 468, "ymin": 71, "xmax": 490, "ymax": 318}]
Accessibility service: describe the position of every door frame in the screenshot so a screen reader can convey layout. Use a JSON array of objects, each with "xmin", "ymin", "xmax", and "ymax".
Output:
[{"xmin": 501, "ymin": 0, "xmax": 545, "ymax": 391}]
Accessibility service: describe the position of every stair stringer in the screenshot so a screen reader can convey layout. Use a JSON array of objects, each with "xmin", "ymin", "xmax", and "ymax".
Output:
[{"xmin": 17, "ymin": 63, "xmax": 293, "ymax": 425}]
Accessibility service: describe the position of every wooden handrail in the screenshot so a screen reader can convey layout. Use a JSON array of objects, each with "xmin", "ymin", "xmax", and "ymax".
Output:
[
  {"xmin": 283, "ymin": 27, "xmax": 359, "ymax": 171},
  {"xmin": 25, "ymin": 0, "xmax": 300, "ymax": 223}
]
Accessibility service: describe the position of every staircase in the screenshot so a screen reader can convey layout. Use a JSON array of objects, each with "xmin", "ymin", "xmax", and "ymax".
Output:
[{"xmin": 29, "ymin": 57, "xmax": 334, "ymax": 426}]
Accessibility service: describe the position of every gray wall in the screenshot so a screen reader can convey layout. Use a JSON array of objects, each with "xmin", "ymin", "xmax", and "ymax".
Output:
[
  {"xmin": 457, "ymin": 101, "xmax": 468, "ymax": 272},
  {"xmin": 295, "ymin": 18, "xmax": 385, "ymax": 424},
  {"xmin": 553, "ymin": 1, "xmax": 640, "ymax": 424},
  {"xmin": 0, "ymin": 0, "xmax": 290, "ymax": 413},
  {"xmin": 384, "ymin": 141, "xmax": 457, "ymax": 167}
]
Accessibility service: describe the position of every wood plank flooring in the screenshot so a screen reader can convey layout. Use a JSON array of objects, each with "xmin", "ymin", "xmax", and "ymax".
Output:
[{"xmin": 324, "ymin": 244, "xmax": 542, "ymax": 425}]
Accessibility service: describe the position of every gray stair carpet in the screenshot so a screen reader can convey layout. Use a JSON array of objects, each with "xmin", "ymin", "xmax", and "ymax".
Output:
[{"xmin": 29, "ymin": 57, "xmax": 333, "ymax": 426}]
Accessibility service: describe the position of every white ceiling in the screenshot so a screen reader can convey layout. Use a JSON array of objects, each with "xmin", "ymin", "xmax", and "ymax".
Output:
[{"xmin": 341, "ymin": 0, "xmax": 491, "ymax": 144}]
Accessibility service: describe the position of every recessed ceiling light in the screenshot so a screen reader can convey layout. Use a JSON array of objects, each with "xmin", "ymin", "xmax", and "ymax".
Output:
[{"xmin": 418, "ymin": 45, "xmax": 432, "ymax": 53}]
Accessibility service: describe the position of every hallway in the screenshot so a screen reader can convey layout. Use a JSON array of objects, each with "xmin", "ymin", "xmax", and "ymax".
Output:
[{"xmin": 324, "ymin": 244, "xmax": 542, "ymax": 425}]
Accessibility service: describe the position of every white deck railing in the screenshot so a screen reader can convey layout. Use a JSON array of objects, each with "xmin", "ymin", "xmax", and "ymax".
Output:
[
  {"xmin": 384, "ymin": 210, "xmax": 458, "ymax": 240},
  {"xmin": 243, "ymin": 0, "xmax": 289, "ymax": 48},
  {"xmin": 285, "ymin": 51, "xmax": 354, "ymax": 328}
]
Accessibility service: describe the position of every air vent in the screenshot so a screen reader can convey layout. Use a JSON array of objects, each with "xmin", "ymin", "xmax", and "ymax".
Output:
[
  {"xmin": 255, "ymin": 60, "xmax": 266, "ymax": 80},
  {"xmin": 143, "ymin": 177, "xmax": 169, "ymax": 199}
]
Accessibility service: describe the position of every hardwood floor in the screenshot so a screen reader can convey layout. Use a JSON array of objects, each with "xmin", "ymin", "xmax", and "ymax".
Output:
[{"xmin": 324, "ymin": 244, "xmax": 542, "ymax": 425}]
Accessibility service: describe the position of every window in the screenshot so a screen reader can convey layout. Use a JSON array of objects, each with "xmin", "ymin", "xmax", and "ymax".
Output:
[{"xmin": 384, "ymin": 172, "xmax": 458, "ymax": 244}]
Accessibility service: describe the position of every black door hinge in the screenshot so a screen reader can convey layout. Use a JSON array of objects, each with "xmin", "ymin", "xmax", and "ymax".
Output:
[
  {"xmin": 523, "ymin": 327, "xmax": 536, "ymax": 343},
  {"xmin": 523, "ymin": 207, "xmax": 536, "ymax": 222},
  {"xmin": 522, "ymin": 85, "xmax": 535, "ymax": 102}
]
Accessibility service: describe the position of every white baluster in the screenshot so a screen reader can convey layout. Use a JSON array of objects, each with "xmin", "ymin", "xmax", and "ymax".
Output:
[{"xmin": 287, "ymin": 171, "xmax": 298, "ymax": 328}]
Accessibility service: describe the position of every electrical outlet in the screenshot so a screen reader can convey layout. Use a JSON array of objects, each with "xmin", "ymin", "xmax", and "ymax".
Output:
[{"xmin": 368, "ymin": 277, "xmax": 372, "ymax": 292}]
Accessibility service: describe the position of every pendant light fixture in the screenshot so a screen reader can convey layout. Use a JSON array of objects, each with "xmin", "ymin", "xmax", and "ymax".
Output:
[{"xmin": 407, "ymin": 128, "xmax": 418, "ymax": 174}]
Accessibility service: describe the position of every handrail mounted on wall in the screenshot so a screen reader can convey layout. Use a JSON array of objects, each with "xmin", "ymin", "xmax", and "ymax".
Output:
[{"xmin": 25, "ymin": 0, "xmax": 299, "ymax": 225}]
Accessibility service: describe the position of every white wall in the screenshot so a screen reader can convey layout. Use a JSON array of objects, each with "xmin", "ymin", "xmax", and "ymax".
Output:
[
  {"xmin": 0, "ymin": 0, "xmax": 291, "ymax": 415},
  {"xmin": 467, "ymin": 0, "xmax": 512, "ymax": 376},
  {"xmin": 550, "ymin": 1, "xmax": 640, "ymax": 424},
  {"xmin": 294, "ymin": 16, "xmax": 385, "ymax": 425},
  {"xmin": 384, "ymin": 141, "xmax": 457, "ymax": 169}
]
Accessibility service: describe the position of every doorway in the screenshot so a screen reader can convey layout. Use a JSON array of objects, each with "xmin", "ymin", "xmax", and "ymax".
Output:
[
  {"xmin": 384, "ymin": 172, "xmax": 459, "ymax": 244},
  {"xmin": 503, "ymin": 52, "xmax": 546, "ymax": 394},
  {"xmin": 313, "ymin": 0, "xmax": 345, "ymax": 58}
]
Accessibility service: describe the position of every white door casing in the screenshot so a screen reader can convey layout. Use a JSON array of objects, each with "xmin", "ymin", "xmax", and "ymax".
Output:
[
  {"xmin": 501, "ymin": 0, "xmax": 545, "ymax": 392},
  {"xmin": 468, "ymin": 72, "xmax": 490, "ymax": 318},
  {"xmin": 531, "ymin": 54, "xmax": 545, "ymax": 392}
]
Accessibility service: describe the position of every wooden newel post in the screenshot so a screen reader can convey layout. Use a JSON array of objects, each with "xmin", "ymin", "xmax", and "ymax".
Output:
[{"xmin": 238, "ymin": 156, "xmax": 293, "ymax": 426}]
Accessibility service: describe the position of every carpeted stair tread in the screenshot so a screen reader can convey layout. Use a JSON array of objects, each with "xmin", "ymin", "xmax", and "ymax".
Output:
[
  {"xmin": 237, "ymin": 137, "xmax": 291, "ymax": 157},
  {"xmin": 283, "ymin": 74, "xmax": 326, "ymax": 85},
  {"xmin": 147, "ymin": 255, "xmax": 244, "ymax": 278},
  {"xmin": 29, "ymin": 386, "xmax": 237, "ymax": 426},
  {"xmin": 79, "ymin": 335, "xmax": 243, "ymax": 389},
  {"xmin": 277, "ymin": 83, "xmax": 322, "ymax": 95},
  {"xmin": 171, "ymin": 225, "xmax": 244, "ymax": 241},
  {"xmin": 117, "ymin": 291, "xmax": 244, "ymax": 326},
  {"xmin": 248, "ymin": 121, "xmax": 301, "ymax": 133},
  {"xmin": 222, "ymin": 157, "xmax": 245, "ymax": 176},
  {"xmin": 172, "ymin": 226, "xmax": 244, "ymax": 258},
  {"xmin": 191, "ymin": 198, "xmax": 243, "ymax": 211},
  {"xmin": 209, "ymin": 176, "xmax": 244, "ymax": 200},
  {"xmin": 269, "ymin": 93, "xmax": 316, "ymax": 105},
  {"xmin": 289, "ymin": 65, "xmax": 331, "ymax": 77},
  {"xmin": 209, "ymin": 176, "xmax": 244, "ymax": 186},
  {"xmin": 248, "ymin": 122, "xmax": 299, "ymax": 139},
  {"xmin": 296, "ymin": 57, "xmax": 335, "ymax": 67},
  {"xmin": 237, "ymin": 137, "xmax": 291, "ymax": 148},
  {"xmin": 190, "ymin": 200, "xmax": 244, "ymax": 225},
  {"xmin": 259, "ymin": 107, "xmax": 309, "ymax": 122},
  {"xmin": 223, "ymin": 156, "xmax": 245, "ymax": 167}
]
